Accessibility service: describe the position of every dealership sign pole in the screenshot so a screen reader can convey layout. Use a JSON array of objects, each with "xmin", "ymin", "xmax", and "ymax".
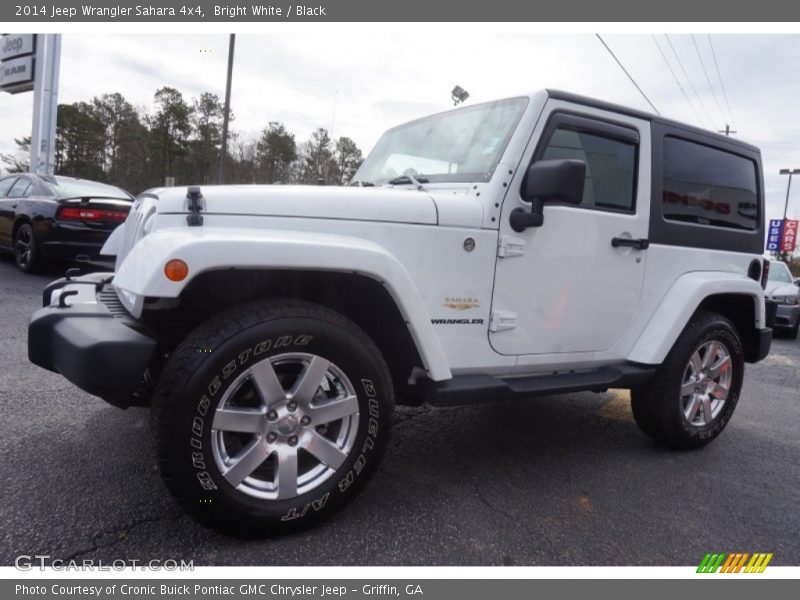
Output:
[{"xmin": 30, "ymin": 34, "xmax": 61, "ymax": 176}]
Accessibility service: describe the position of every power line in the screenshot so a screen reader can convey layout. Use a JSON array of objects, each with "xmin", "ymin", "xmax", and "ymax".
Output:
[
  {"xmin": 664, "ymin": 34, "xmax": 714, "ymax": 128},
  {"xmin": 691, "ymin": 34, "xmax": 727, "ymax": 126},
  {"xmin": 651, "ymin": 34, "xmax": 704, "ymax": 126},
  {"xmin": 595, "ymin": 34, "xmax": 660, "ymax": 115},
  {"xmin": 707, "ymin": 34, "xmax": 737, "ymax": 128}
]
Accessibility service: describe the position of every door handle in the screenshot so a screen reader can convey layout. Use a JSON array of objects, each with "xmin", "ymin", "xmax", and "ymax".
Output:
[{"xmin": 611, "ymin": 237, "xmax": 649, "ymax": 250}]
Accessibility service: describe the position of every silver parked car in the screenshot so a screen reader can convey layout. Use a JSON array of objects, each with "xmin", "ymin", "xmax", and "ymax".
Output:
[{"xmin": 766, "ymin": 260, "xmax": 800, "ymax": 338}]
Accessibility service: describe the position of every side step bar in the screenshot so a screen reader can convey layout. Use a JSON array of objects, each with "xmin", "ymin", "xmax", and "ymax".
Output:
[{"xmin": 429, "ymin": 364, "xmax": 655, "ymax": 407}]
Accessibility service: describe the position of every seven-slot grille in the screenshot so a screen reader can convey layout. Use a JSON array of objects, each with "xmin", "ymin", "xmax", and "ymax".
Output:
[{"xmin": 116, "ymin": 196, "xmax": 156, "ymax": 268}]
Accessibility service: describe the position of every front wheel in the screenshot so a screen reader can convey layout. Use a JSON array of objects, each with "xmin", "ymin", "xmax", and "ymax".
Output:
[
  {"xmin": 152, "ymin": 299, "xmax": 394, "ymax": 536},
  {"xmin": 631, "ymin": 311, "xmax": 744, "ymax": 450}
]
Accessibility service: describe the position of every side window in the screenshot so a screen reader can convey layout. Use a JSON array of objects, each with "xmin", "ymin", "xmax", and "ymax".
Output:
[
  {"xmin": 662, "ymin": 137, "xmax": 758, "ymax": 231},
  {"xmin": 7, "ymin": 178, "xmax": 32, "ymax": 198},
  {"xmin": 539, "ymin": 126, "xmax": 637, "ymax": 211},
  {"xmin": 0, "ymin": 177, "xmax": 17, "ymax": 197}
]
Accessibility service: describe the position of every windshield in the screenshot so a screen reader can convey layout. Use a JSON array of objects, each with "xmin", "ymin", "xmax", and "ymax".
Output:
[
  {"xmin": 354, "ymin": 97, "xmax": 528, "ymax": 186},
  {"xmin": 768, "ymin": 262, "xmax": 793, "ymax": 283},
  {"xmin": 45, "ymin": 176, "xmax": 132, "ymax": 200}
]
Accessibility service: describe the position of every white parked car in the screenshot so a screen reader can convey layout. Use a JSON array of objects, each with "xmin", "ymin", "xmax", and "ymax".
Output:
[
  {"xmin": 29, "ymin": 90, "xmax": 773, "ymax": 535},
  {"xmin": 765, "ymin": 260, "xmax": 800, "ymax": 338}
]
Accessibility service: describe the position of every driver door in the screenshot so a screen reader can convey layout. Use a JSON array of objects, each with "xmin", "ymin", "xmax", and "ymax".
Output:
[{"xmin": 490, "ymin": 103, "xmax": 651, "ymax": 358}]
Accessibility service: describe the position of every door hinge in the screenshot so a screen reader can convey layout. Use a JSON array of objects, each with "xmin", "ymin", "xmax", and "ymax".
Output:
[
  {"xmin": 497, "ymin": 235, "xmax": 525, "ymax": 258},
  {"xmin": 489, "ymin": 310, "xmax": 517, "ymax": 332}
]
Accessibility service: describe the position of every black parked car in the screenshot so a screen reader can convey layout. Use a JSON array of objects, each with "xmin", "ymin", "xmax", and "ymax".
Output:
[{"xmin": 0, "ymin": 174, "xmax": 134, "ymax": 273}]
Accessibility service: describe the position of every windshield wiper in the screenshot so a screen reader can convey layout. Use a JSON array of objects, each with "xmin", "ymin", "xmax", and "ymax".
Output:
[
  {"xmin": 387, "ymin": 175, "xmax": 429, "ymax": 190},
  {"xmin": 348, "ymin": 180, "xmax": 375, "ymax": 187}
]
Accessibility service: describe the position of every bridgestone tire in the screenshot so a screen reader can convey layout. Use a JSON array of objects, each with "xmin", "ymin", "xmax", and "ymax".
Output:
[
  {"xmin": 631, "ymin": 311, "xmax": 744, "ymax": 450},
  {"xmin": 151, "ymin": 299, "xmax": 394, "ymax": 536}
]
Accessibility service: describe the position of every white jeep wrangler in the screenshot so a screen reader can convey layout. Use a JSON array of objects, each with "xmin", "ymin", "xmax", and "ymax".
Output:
[{"xmin": 29, "ymin": 90, "xmax": 773, "ymax": 535}]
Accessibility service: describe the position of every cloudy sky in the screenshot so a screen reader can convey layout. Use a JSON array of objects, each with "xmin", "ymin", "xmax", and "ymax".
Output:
[{"xmin": 2, "ymin": 31, "xmax": 799, "ymax": 221}]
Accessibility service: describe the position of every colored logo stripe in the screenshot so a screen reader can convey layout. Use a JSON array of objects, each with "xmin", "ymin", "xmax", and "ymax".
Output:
[
  {"xmin": 697, "ymin": 553, "xmax": 726, "ymax": 573},
  {"xmin": 698, "ymin": 552, "xmax": 772, "ymax": 573}
]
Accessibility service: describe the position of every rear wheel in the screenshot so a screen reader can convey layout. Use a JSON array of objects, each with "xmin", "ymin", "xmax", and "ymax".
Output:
[
  {"xmin": 631, "ymin": 311, "xmax": 744, "ymax": 450},
  {"xmin": 13, "ymin": 223, "xmax": 42, "ymax": 273},
  {"xmin": 152, "ymin": 299, "xmax": 394, "ymax": 536}
]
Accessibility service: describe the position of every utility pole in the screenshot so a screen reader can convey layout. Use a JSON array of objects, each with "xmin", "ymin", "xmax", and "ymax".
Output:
[
  {"xmin": 218, "ymin": 34, "xmax": 235, "ymax": 184},
  {"xmin": 717, "ymin": 124, "xmax": 737, "ymax": 136}
]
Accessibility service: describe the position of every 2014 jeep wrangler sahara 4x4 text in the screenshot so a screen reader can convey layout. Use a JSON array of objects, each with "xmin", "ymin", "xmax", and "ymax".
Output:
[{"xmin": 29, "ymin": 90, "xmax": 773, "ymax": 535}]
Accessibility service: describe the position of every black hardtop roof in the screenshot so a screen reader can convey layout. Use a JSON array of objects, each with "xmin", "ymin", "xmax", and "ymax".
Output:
[{"xmin": 546, "ymin": 89, "xmax": 761, "ymax": 155}]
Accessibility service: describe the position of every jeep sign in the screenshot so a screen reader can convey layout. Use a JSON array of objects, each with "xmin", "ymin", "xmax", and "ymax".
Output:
[{"xmin": 1, "ymin": 34, "xmax": 35, "ymax": 61}]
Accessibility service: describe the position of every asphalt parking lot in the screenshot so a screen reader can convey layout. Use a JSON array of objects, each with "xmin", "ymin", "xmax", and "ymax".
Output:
[{"xmin": 1, "ymin": 254, "xmax": 799, "ymax": 566}]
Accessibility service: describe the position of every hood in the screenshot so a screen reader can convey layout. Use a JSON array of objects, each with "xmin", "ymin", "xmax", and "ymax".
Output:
[
  {"xmin": 765, "ymin": 281, "xmax": 799, "ymax": 298},
  {"xmin": 152, "ymin": 184, "xmax": 438, "ymax": 225}
]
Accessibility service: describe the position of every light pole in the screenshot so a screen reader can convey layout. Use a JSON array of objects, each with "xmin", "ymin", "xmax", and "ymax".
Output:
[{"xmin": 779, "ymin": 168, "xmax": 800, "ymax": 221}]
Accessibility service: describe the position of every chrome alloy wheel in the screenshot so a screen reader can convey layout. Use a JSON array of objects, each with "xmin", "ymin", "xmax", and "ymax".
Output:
[
  {"xmin": 680, "ymin": 340, "xmax": 733, "ymax": 428},
  {"xmin": 210, "ymin": 353, "xmax": 360, "ymax": 500}
]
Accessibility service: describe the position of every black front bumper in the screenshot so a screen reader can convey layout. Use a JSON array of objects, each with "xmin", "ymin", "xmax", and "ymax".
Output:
[{"xmin": 28, "ymin": 275, "xmax": 156, "ymax": 407}]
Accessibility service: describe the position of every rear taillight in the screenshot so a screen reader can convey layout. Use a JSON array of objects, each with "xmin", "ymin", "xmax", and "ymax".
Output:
[
  {"xmin": 57, "ymin": 207, "xmax": 129, "ymax": 223},
  {"xmin": 760, "ymin": 259, "xmax": 770, "ymax": 290}
]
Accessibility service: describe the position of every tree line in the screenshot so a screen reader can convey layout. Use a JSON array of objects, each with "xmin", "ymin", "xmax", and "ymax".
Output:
[{"xmin": 0, "ymin": 87, "xmax": 365, "ymax": 194}]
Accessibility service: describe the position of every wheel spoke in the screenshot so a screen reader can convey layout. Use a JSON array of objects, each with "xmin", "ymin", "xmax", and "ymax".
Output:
[
  {"xmin": 275, "ymin": 448, "xmax": 298, "ymax": 499},
  {"xmin": 701, "ymin": 341, "xmax": 719, "ymax": 369},
  {"xmin": 291, "ymin": 356, "xmax": 330, "ymax": 403},
  {"xmin": 701, "ymin": 396, "xmax": 714, "ymax": 424},
  {"xmin": 307, "ymin": 394, "xmax": 359, "ymax": 424},
  {"xmin": 709, "ymin": 381, "xmax": 729, "ymax": 400},
  {"xmin": 707, "ymin": 355, "xmax": 731, "ymax": 378},
  {"xmin": 684, "ymin": 395, "xmax": 701, "ymax": 422},
  {"xmin": 250, "ymin": 359, "xmax": 286, "ymax": 406},
  {"xmin": 212, "ymin": 407, "xmax": 266, "ymax": 433},
  {"xmin": 690, "ymin": 351, "xmax": 703, "ymax": 376},
  {"xmin": 681, "ymin": 379, "xmax": 696, "ymax": 397},
  {"xmin": 222, "ymin": 439, "xmax": 270, "ymax": 487},
  {"xmin": 302, "ymin": 431, "xmax": 348, "ymax": 469}
]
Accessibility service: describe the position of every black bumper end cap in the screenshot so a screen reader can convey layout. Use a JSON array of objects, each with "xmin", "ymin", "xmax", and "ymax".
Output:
[{"xmin": 28, "ymin": 306, "xmax": 156, "ymax": 407}]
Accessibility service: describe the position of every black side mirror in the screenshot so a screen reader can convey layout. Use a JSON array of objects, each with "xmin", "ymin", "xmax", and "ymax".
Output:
[{"xmin": 510, "ymin": 159, "xmax": 586, "ymax": 232}]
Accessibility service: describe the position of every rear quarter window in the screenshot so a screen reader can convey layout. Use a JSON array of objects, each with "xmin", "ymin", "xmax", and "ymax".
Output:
[{"xmin": 662, "ymin": 137, "xmax": 759, "ymax": 231}]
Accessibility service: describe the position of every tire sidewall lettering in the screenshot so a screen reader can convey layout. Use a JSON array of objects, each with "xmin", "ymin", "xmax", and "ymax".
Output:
[{"xmin": 184, "ymin": 332, "xmax": 385, "ymax": 522}]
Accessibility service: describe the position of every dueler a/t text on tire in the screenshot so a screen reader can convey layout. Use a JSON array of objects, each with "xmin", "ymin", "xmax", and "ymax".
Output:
[
  {"xmin": 631, "ymin": 311, "xmax": 744, "ymax": 450},
  {"xmin": 151, "ymin": 299, "xmax": 394, "ymax": 536}
]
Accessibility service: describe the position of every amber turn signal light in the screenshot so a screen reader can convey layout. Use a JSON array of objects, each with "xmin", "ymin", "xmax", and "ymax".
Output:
[{"xmin": 164, "ymin": 259, "xmax": 189, "ymax": 282}]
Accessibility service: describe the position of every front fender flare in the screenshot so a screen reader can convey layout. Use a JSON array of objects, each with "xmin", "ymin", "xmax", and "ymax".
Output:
[
  {"xmin": 627, "ymin": 272, "xmax": 766, "ymax": 365},
  {"xmin": 113, "ymin": 227, "xmax": 452, "ymax": 381}
]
